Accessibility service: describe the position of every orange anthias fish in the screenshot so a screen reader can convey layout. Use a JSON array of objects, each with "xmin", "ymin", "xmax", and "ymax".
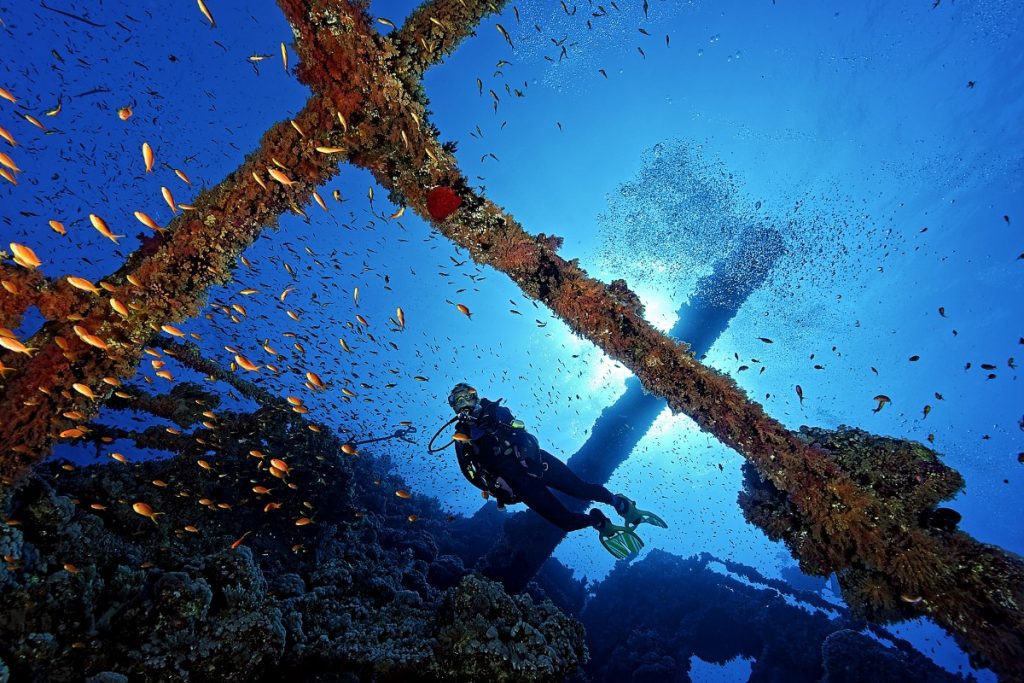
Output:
[
  {"xmin": 73, "ymin": 325, "xmax": 108, "ymax": 350},
  {"xmin": 109, "ymin": 298, "xmax": 130, "ymax": 317},
  {"xmin": 72, "ymin": 383, "xmax": 97, "ymax": 399},
  {"xmin": 235, "ymin": 354, "xmax": 260, "ymax": 372},
  {"xmin": 0, "ymin": 336, "xmax": 34, "ymax": 355},
  {"xmin": 267, "ymin": 167, "xmax": 293, "ymax": 186},
  {"xmin": 89, "ymin": 214, "xmax": 125, "ymax": 244},
  {"xmin": 134, "ymin": 211, "xmax": 163, "ymax": 232},
  {"xmin": 67, "ymin": 276, "xmax": 102, "ymax": 294},
  {"xmin": 142, "ymin": 142, "xmax": 154, "ymax": 172},
  {"xmin": 231, "ymin": 531, "xmax": 251, "ymax": 550},
  {"xmin": 23, "ymin": 114, "xmax": 46, "ymax": 131},
  {"xmin": 161, "ymin": 186, "xmax": 177, "ymax": 214},
  {"xmin": 197, "ymin": 0, "xmax": 216, "ymax": 27},
  {"xmin": 0, "ymin": 125, "xmax": 16, "ymax": 146},
  {"xmin": 9, "ymin": 243, "xmax": 41, "ymax": 269},
  {"xmin": 0, "ymin": 150, "xmax": 21, "ymax": 172},
  {"xmin": 132, "ymin": 502, "xmax": 163, "ymax": 523},
  {"xmin": 395, "ymin": 489, "xmax": 412, "ymax": 499}
]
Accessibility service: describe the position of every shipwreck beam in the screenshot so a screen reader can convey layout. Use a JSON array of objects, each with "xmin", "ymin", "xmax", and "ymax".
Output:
[{"xmin": 475, "ymin": 226, "xmax": 785, "ymax": 593}]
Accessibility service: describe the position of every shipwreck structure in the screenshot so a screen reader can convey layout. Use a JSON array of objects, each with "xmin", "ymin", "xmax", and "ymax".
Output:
[{"xmin": 0, "ymin": 1, "xmax": 1021, "ymax": 680}]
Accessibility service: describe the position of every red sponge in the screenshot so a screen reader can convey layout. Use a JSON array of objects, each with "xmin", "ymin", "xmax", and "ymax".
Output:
[{"xmin": 427, "ymin": 186, "xmax": 462, "ymax": 221}]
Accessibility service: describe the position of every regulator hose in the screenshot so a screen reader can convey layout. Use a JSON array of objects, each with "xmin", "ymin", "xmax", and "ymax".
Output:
[{"xmin": 427, "ymin": 416, "xmax": 461, "ymax": 453}]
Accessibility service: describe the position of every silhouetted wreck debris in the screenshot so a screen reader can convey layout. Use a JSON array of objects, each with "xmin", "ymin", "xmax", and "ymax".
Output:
[
  {"xmin": 579, "ymin": 549, "xmax": 974, "ymax": 683},
  {"xmin": 0, "ymin": 0, "xmax": 1021, "ymax": 680}
]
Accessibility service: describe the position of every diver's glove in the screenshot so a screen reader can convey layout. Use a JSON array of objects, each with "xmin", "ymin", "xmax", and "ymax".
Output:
[
  {"xmin": 612, "ymin": 494, "xmax": 668, "ymax": 530},
  {"xmin": 590, "ymin": 509, "xmax": 644, "ymax": 560}
]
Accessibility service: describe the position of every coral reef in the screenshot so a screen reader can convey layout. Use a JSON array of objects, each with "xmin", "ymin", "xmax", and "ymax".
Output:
[
  {"xmin": 432, "ymin": 575, "xmax": 587, "ymax": 679},
  {"xmin": 0, "ymin": 400, "xmax": 586, "ymax": 681},
  {"xmin": 820, "ymin": 629, "xmax": 968, "ymax": 683}
]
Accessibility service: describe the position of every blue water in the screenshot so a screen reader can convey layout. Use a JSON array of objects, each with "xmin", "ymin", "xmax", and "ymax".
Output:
[{"xmin": 1, "ymin": 0, "xmax": 1021, "ymax": 680}]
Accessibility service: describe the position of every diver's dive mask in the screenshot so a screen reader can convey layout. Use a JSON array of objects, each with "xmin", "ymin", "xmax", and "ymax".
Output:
[{"xmin": 448, "ymin": 383, "xmax": 479, "ymax": 414}]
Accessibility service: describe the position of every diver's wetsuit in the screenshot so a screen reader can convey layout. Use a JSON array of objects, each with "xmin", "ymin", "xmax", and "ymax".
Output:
[{"xmin": 454, "ymin": 398, "xmax": 615, "ymax": 532}]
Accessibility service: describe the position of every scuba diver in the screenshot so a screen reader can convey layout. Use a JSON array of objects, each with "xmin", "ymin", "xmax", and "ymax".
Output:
[{"xmin": 445, "ymin": 383, "xmax": 667, "ymax": 559}]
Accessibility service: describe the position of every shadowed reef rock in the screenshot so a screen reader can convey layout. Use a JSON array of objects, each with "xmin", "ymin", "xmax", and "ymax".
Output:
[{"xmin": 0, "ymin": 410, "xmax": 586, "ymax": 682}]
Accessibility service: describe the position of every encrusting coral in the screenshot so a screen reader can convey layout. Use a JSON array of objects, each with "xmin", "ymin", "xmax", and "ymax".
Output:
[{"xmin": 740, "ymin": 426, "xmax": 1023, "ymax": 678}]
